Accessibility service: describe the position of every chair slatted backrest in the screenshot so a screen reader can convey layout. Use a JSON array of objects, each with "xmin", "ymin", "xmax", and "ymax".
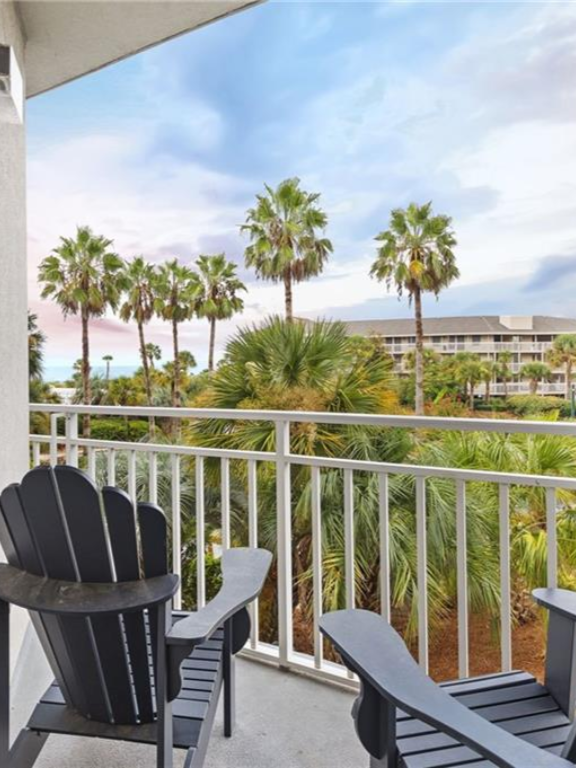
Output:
[{"xmin": 0, "ymin": 465, "xmax": 168, "ymax": 725}]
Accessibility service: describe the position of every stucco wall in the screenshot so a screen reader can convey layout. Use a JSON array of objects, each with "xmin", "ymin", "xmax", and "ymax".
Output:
[{"xmin": 0, "ymin": 1, "xmax": 31, "ymax": 670}]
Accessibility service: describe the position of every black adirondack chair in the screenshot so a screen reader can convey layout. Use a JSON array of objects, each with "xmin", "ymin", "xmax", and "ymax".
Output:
[
  {"xmin": 0, "ymin": 465, "xmax": 272, "ymax": 768},
  {"xmin": 320, "ymin": 590, "xmax": 576, "ymax": 768}
]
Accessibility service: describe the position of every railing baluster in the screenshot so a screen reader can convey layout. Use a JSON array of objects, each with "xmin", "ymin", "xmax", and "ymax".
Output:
[
  {"xmin": 87, "ymin": 446, "xmax": 96, "ymax": 480},
  {"xmin": 49, "ymin": 413, "xmax": 59, "ymax": 466},
  {"xmin": 248, "ymin": 459, "xmax": 259, "ymax": 649},
  {"xmin": 221, "ymin": 457, "xmax": 231, "ymax": 551},
  {"xmin": 378, "ymin": 473, "xmax": 391, "ymax": 622},
  {"xmin": 149, "ymin": 452, "xmax": 158, "ymax": 505},
  {"xmin": 546, "ymin": 487, "xmax": 557, "ymax": 589},
  {"xmin": 344, "ymin": 469, "xmax": 355, "ymax": 613},
  {"xmin": 107, "ymin": 448, "xmax": 116, "ymax": 486},
  {"xmin": 128, "ymin": 450, "xmax": 137, "ymax": 502},
  {"xmin": 32, "ymin": 441, "xmax": 41, "ymax": 467},
  {"xmin": 311, "ymin": 466, "xmax": 323, "ymax": 669},
  {"xmin": 196, "ymin": 457, "xmax": 206, "ymax": 610},
  {"xmin": 499, "ymin": 484, "xmax": 512, "ymax": 672},
  {"xmin": 416, "ymin": 476, "xmax": 428, "ymax": 673},
  {"xmin": 276, "ymin": 419, "xmax": 293, "ymax": 668},
  {"xmin": 171, "ymin": 454, "xmax": 182, "ymax": 610},
  {"xmin": 65, "ymin": 413, "xmax": 79, "ymax": 467},
  {"xmin": 456, "ymin": 480, "xmax": 469, "ymax": 679},
  {"xmin": 344, "ymin": 469, "xmax": 355, "ymax": 611}
]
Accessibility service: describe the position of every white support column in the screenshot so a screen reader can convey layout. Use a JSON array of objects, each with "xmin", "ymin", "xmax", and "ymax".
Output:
[
  {"xmin": 0, "ymin": 2, "xmax": 29, "ymax": 676},
  {"xmin": 0, "ymin": 5, "xmax": 26, "ymax": 494}
]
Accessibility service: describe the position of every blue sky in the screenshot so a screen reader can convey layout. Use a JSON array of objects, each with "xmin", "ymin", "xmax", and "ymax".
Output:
[{"xmin": 27, "ymin": 0, "xmax": 576, "ymax": 370}]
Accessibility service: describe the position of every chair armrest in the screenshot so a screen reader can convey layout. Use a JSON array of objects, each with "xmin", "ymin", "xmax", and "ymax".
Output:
[
  {"xmin": 167, "ymin": 548, "xmax": 272, "ymax": 647},
  {"xmin": 0, "ymin": 562, "xmax": 179, "ymax": 616},
  {"xmin": 320, "ymin": 610, "xmax": 573, "ymax": 768},
  {"xmin": 533, "ymin": 588, "xmax": 576, "ymax": 621}
]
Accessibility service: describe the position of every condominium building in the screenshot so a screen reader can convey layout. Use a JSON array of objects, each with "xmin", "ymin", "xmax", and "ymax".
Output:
[{"xmin": 339, "ymin": 315, "xmax": 576, "ymax": 397}]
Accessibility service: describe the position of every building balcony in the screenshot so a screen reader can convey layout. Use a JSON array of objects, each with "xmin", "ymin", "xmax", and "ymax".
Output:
[
  {"xmin": 387, "ymin": 341, "xmax": 554, "ymax": 355},
  {"xmin": 23, "ymin": 403, "xmax": 576, "ymax": 766}
]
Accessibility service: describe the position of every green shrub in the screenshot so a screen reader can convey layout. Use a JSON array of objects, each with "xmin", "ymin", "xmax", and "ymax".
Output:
[
  {"xmin": 506, "ymin": 395, "xmax": 565, "ymax": 416},
  {"xmin": 90, "ymin": 418, "xmax": 149, "ymax": 442},
  {"xmin": 474, "ymin": 399, "xmax": 509, "ymax": 413}
]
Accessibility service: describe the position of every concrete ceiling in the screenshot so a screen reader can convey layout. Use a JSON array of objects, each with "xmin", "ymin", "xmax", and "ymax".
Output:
[{"xmin": 17, "ymin": 0, "xmax": 262, "ymax": 98}]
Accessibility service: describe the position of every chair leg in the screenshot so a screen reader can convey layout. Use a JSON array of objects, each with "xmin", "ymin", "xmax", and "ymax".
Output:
[
  {"xmin": 0, "ymin": 600, "xmax": 9, "ymax": 767},
  {"xmin": 8, "ymin": 730, "xmax": 48, "ymax": 768},
  {"xmin": 223, "ymin": 618, "xmax": 235, "ymax": 738},
  {"xmin": 156, "ymin": 601, "xmax": 173, "ymax": 768}
]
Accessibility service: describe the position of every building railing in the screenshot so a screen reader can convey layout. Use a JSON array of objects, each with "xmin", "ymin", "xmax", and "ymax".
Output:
[
  {"xmin": 486, "ymin": 382, "xmax": 567, "ymax": 396},
  {"xmin": 387, "ymin": 341, "xmax": 553, "ymax": 355},
  {"xmin": 28, "ymin": 404, "xmax": 576, "ymax": 685}
]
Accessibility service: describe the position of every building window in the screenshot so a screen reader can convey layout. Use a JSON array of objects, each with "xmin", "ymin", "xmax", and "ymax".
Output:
[
  {"xmin": 472, "ymin": 335, "xmax": 481, "ymax": 343},
  {"xmin": 432, "ymin": 336, "xmax": 442, "ymax": 343}
]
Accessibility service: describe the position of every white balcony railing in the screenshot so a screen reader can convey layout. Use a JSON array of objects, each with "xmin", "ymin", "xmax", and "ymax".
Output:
[
  {"xmin": 387, "ymin": 341, "xmax": 553, "ymax": 355},
  {"xmin": 28, "ymin": 404, "xmax": 576, "ymax": 685},
  {"xmin": 486, "ymin": 382, "xmax": 567, "ymax": 396}
]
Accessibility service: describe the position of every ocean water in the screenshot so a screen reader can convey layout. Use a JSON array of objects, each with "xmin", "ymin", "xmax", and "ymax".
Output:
[{"xmin": 44, "ymin": 364, "xmax": 139, "ymax": 382}]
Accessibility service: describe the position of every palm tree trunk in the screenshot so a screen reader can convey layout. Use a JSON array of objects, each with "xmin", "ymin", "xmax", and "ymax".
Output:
[
  {"xmin": 81, "ymin": 310, "xmax": 91, "ymax": 437},
  {"xmin": 208, "ymin": 317, "xmax": 216, "ymax": 371},
  {"xmin": 172, "ymin": 319, "xmax": 180, "ymax": 438},
  {"xmin": 413, "ymin": 287, "xmax": 425, "ymax": 416},
  {"xmin": 567, "ymin": 361, "xmax": 572, "ymax": 400},
  {"xmin": 503, "ymin": 370, "xmax": 509, "ymax": 399},
  {"xmin": 284, "ymin": 269, "xmax": 293, "ymax": 323},
  {"xmin": 138, "ymin": 320, "xmax": 155, "ymax": 435},
  {"xmin": 469, "ymin": 382, "xmax": 474, "ymax": 410},
  {"xmin": 485, "ymin": 380, "xmax": 490, "ymax": 402}
]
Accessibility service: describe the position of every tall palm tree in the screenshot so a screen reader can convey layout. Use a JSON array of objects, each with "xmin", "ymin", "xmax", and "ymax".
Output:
[
  {"xmin": 154, "ymin": 259, "xmax": 201, "ymax": 409},
  {"xmin": 370, "ymin": 202, "xmax": 459, "ymax": 415},
  {"xmin": 497, "ymin": 350, "xmax": 514, "ymax": 398},
  {"xmin": 195, "ymin": 254, "xmax": 246, "ymax": 371},
  {"xmin": 546, "ymin": 334, "xmax": 576, "ymax": 400},
  {"xmin": 28, "ymin": 312, "xmax": 45, "ymax": 382},
  {"xmin": 242, "ymin": 178, "xmax": 333, "ymax": 322},
  {"xmin": 521, "ymin": 361, "xmax": 552, "ymax": 395},
  {"xmin": 102, "ymin": 355, "xmax": 113, "ymax": 383},
  {"xmin": 38, "ymin": 225, "xmax": 124, "ymax": 435},
  {"xmin": 145, "ymin": 343, "xmax": 162, "ymax": 369},
  {"xmin": 119, "ymin": 257, "xmax": 157, "ymax": 408}
]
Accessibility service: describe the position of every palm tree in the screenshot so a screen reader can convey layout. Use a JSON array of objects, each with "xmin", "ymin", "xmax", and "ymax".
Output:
[
  {"xmin": 102, "ymin": 355, "xmax": 113, "ymax": 383},
  {"xmin": 521, "ymin": 361, "xmax": 552, "ymax": 395},
  {"xmin": 242, "ymin": 178, "xmax": 333, "ymax": 322},
  {"xmin": 145, "ymin": 343, "xmax": 162, "ymax": 369},
  {"xmin": 453, "ymin": 352, "xmax": 483, "ymax": 409},
  {"xmin": 192, "ymin": 317, "xmax": 397, "ymax": 454},
  {"xmin": 28, "ymin": 312, "xmax": 45, "ymax": 382},
  {"xmin": 38, "ymin": 225, "xmax": 124, "ymax": 435},
  {"xmin": 154, "ymin": 259, "xmax": 201, "ymax": 410},
  {"xmin": 119, "ymin": 257, "xmax": 157, "ymax": 408},
  {"xmin": 546, "ymin": 334, "xmax": 576, "ymax": 400},
  {"xmin": 195, "ymin": 254, "xmax": 246, "ymax": 371},
  {"xmin": 497, "ymin": 350, "xmax": 514, "ymax": 398},
  {"xmin": 370, "ymin": 202, "xmax": 459, "ymax": 415},
  {"xmin": 481, "ymin": 360, "xmax": 499, "ymax": 402}
]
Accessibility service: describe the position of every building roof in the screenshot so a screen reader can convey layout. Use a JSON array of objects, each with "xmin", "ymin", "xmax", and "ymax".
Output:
[
  {"xmin": 333, "ymin": 316, "xmax": 576, "ymax": 337},
  {"xmin": 18, "ymin": 0, "xmax": 262, "ymax": 98}
]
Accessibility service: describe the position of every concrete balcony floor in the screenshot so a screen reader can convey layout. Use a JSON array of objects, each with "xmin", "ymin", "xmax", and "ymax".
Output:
[{"xmin": 12, "ymin": 632, "xmax": 364, "ymax": 768}]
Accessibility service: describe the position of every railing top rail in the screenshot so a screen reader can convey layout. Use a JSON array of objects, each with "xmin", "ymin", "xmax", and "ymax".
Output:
[
  {"xmin": 29, "ymin": 431, "xmax": 576, "ymax": 490},
  {"xmin": 29, "ymin": 403, "xmax": 576, "ymax": 436}
]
